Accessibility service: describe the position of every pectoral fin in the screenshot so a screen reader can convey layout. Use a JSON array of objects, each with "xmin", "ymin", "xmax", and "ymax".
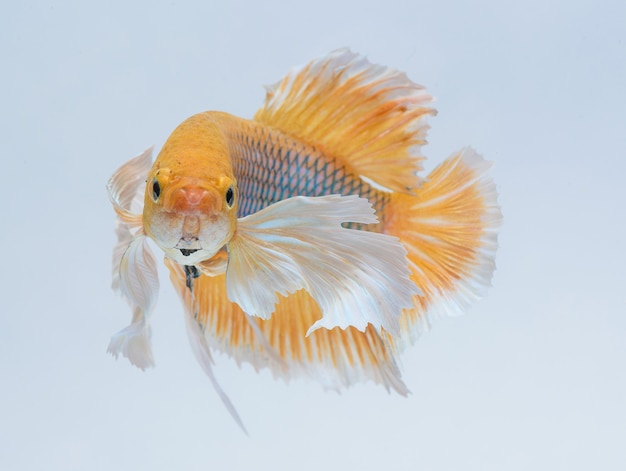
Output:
[
  {"xmin": 108, "ymin": 234, "xmax": 159, "ymax": 369},
  {"xmin": 106, "ymin": 147, "xmax": 153, "ymax": 228},
  {"xmin": 107, "ymin": 148, "xmax": 159, "ymax": 368},
  {"xmin": 226, "ymin": 195, "xmax": 420, "ymax": 335}
]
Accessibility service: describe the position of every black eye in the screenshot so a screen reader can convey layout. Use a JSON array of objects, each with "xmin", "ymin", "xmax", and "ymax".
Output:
[
  {"xmin": 225, "ymin": 186, "xmax": 235, "ymax": 208},
  {"xmin": 152, "ymin": 180, "xmax": 161, "ymax": 201}
]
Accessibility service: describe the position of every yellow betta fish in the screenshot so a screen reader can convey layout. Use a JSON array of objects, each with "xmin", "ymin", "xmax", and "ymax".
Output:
[{"xmin": 107, "ymin": 49, "xmax": 501, "ymax": 431}]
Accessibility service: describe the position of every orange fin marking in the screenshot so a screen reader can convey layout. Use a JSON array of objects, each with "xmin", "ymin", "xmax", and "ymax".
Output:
[
  {"xmin": 385, "ymin": 148, "xmax": 502, "ymax": 339},
  {"xmin": 165, "ymin": 259, "xmax": 408, "ymax": 393},
  {"xmin": 254, "ymin": 49, "xmax": 435, "ymax": 193}
]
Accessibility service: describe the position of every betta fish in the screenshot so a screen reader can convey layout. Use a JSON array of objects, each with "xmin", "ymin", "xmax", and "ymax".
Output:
[{"xmin": 107, "ymin": 49, "xmax": 501, "ymax": 431}]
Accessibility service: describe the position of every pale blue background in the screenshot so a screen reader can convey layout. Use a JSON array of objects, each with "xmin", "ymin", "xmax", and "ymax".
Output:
[{"xmin": 1, "ymin": 1, "xmax": 625, "ymax": 470}]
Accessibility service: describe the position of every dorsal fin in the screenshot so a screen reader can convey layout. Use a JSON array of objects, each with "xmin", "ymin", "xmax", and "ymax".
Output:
[{"xmin": 254, "ymin": 49, "xmax": 436, "ymax": 193}]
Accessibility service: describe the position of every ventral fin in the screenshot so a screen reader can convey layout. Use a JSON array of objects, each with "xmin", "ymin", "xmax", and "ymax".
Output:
[{"xmin": 165, "ymin": 259, "xmax": 409, "ymax": 395}]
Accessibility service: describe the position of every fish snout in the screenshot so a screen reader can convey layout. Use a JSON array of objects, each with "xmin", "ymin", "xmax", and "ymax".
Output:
[{"xmin": 168, "ymin": 186, "xmax": 221, "ymax": 213}]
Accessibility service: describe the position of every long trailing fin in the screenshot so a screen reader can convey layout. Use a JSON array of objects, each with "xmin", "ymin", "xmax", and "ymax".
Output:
[
  {"xmin": 164, "ymin": 259, "xmax": 247, "ymax": 434},
  {"xmin": 386, "ymin": 147, "xmax": 502, "ymax": 341},
  {"xmin": 227, "ymin": 194, "xmax": 420, "ymax": 335},
  {"xmin": 254, "ymin": 49, "xmax": 435, "ymax": 193},
  {"xmin": 177, "ymin": 273, "xmax": 248, "ymax": 435},
  {"xmin": 165, "ymin": 259, "xmax": 409, "ymax": 395},
  {"xmin": 107, "ymin": 234, "xmax": 159, "ymax": 369}
]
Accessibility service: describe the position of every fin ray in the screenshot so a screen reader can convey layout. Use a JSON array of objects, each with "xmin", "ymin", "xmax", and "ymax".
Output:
[
  {"xmin": 107, "ymin": 148, "xmax": 158, "ymax": 369},
  {"xmin": 180, "ymin": 284, "xmax": 248, "ymax": 434},
  {"xmin": 386, "ymin": 147, "xmax": 502, "ymax": 341},
  {"xmin": 255, "ymin": 49, "xmax": 435, "ymax": 193},
  {"xmin": 165, "ymin": 259, "xmax": 409, "ymax": 394},
  {"xmin": 106, "ymin": 147, "xmax": 153, "ymax": 227},
  {"xmin": 108, "ymin": 235, "xmax": 159, "ymax": 369},
  {"xmin": 227, "ymin": 194, "xmax": 420, "ymax": 334}
]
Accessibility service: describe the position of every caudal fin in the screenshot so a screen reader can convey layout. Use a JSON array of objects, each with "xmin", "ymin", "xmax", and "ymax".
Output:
[{"xmin": 385, "ymin": 148, "xmax": 502, "ymax": 341}]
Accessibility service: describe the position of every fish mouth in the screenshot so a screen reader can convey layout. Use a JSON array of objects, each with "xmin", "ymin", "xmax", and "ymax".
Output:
[{"xmin": 176, "ymin": 235, "xmax": 201, "ymax": 257}]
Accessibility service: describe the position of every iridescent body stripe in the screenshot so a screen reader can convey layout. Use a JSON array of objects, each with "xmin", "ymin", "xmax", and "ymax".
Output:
[{"xmin": 226, "ymin": 121, "xmax": 389, "ymax": 231}]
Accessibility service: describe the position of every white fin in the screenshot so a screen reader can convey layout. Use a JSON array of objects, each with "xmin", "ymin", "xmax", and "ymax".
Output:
[
  {"xmin": 181, "ymin": 294, "xmax": 249, "ymax": 435},
  {"xmin": 108, "ymin": 148, "xmax": 153, "ymax": 290},
  {"xmin": 107, "ymin": 148, "xmax": 160, "ymax": 369},
  {"xmin": 164, "ymin": 258, "xmax": 248, "ymax": 433},
  {"xmin": 107, "ymin": 312, "xmax": 154, "ymax": 370},
  {"xmin": 106, "ymin": 147, "xmax": 153, "ymax": 228},
  {"xmin": 108, "ymin": 235, "xmax": 159, "ymax": 369},
  {"xmin": 227, "ymin": 195, "xmax": 420, "ymax": 335},
  {"xmin": 112, "ymin": 220, "xmax": 134, "ymax": 292}
]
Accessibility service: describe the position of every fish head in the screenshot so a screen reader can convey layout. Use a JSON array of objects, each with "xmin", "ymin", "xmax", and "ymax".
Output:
[{"xmin": 142, "ymin": 113, "xmax": 238, "ymax": 265}]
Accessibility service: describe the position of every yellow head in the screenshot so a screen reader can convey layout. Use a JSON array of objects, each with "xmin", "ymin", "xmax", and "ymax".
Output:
[{"xmin": 142, "ymin": 113, "xmax": 238, "ymax": 265}]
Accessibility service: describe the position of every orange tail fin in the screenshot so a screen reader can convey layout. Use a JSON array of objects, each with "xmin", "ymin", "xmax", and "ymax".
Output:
[{"xmin": 385, "ymin": 148, "xmax": 502, "ymax": 342}]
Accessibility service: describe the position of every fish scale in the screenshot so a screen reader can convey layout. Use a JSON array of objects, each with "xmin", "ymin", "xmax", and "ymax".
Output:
[{"xmin": 229, "ymin": 124, "xmax": 389, "ymax": 231}]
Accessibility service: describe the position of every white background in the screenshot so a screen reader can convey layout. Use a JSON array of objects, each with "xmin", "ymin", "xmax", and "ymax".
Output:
[{"xmin": 2, "ymin": 1, "xmax": 624, "ymax": 470}]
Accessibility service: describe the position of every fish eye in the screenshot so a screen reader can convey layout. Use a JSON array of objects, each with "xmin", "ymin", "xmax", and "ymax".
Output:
[
  {"xmin": 225, "ymin": 186, "xmax": 235, "ymax": 208},
  {"xmin": 152, "ymin": 179, "xmax": 161, "ymax": 201}
]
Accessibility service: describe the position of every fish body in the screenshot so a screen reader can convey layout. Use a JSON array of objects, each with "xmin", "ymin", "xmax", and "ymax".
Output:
[{"xmin": 107, "ymin": 49, "xmax": 502, "ymax": 430}]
